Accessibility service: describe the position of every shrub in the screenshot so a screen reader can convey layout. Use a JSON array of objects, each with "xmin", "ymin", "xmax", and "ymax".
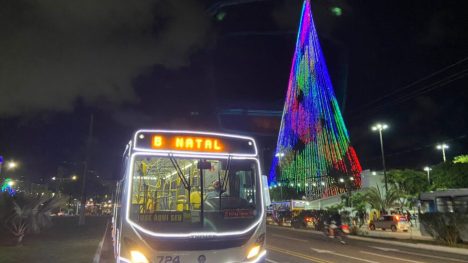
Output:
[
  {"xmin": 2, "ymin": 194, "xmax": 66, "ymax": 245},
  {"xmin": 419, "ymin": 212, "xmax": 467, "ymax": 245}
]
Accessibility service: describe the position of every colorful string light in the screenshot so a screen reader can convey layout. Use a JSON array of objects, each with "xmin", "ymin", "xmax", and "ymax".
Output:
[
  {"xmin": 270, "ymin": 0, "xmax": 362, "ymax": 200},
  {"xmin": 1, "ymin": 178, "xmax": 16, "ymax": 196}
]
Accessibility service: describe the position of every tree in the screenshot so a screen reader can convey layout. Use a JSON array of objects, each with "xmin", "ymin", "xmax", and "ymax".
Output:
[
  {"xmin": 387, "ymin": 169, "xmax": 429, "ymax": 196},
  {"xmin": 3, "ymin": 194, "xmax": 66, "ymax": 246},
  {"xmin": 431, "ymin": 161, "xmax": 468, "ymax": 189},
  {"xmin": 364, "ymin": 185, "xmax": 401, "ymax": 213},
  {"xmin": 453, "ymin": 154, "xmax": 468, "ymax": 164},
  {"xmin": 349, "ymin": 192, "xmax": 367, "ymax": 227}
]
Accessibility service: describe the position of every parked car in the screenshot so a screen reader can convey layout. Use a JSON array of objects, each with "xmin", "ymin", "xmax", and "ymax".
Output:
[
  {"xmin": 291, "ymin": 210, "xmax": 316, "ymax": 229},
  {"xmin": 369, "ymin": 215, "xmax": 410, "ymax": 232}
]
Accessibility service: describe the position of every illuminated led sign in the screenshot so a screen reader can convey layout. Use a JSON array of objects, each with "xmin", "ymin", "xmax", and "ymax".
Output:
[
  {"xmin": 152, "ymin": 135, "xmax": 224, "ymax": 152},
  {"xmin": 133, "ymin": 130, "xmax": 257, "ymax": 156}
]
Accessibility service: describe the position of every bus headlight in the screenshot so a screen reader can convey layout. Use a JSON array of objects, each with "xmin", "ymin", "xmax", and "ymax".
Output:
[
  {"xmin": 130, "ymin": 250, "xmax": 149, "ymax": 263},
  {"xmin": 246, "ymin": 245, "xmax": 261, "ymax": 259}
]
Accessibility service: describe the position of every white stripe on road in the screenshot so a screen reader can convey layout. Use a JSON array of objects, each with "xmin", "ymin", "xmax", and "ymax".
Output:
[
  {"xmin": 272, "ymin": 234, "xmax": 308, "ymax": 242},
  {"xmin": 266, "ymin": 259, "xmax": 281, "ymax": 263},
  {"xmin": 393, "ymin": 250, "xmax": 468, "ymax": 262},
  {"xmin": 360, "ymin": 251, "xmax": 424, "ymax": 263},
  {"xmin": 93, "ymin": 220, "xmax": 109, "ymax": 263},
  {"xmin": 310, "ymin": 248, "xmax": 381, "ymax": 263}
]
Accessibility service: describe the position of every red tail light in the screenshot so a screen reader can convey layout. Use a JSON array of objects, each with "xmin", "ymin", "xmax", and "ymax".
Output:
[{"xmin": 342, "ymin": 224, "xmax": 350, "ymax": 233}]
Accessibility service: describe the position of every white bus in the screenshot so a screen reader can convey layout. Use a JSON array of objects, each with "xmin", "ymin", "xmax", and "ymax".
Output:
[{"xmin": 112, "ymin": 130, "xmax": 267, "ymax": 263}]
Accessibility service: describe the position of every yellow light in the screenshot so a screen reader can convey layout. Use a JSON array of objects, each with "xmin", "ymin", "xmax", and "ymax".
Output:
[
  {"xmin": 246, "ymin": 245, "xmax": 261, "ymax": 259},
  {"xmin": 152, "ymin": 136, "xmax": 163, "ymax": 147},
  {"xmin": 130, "ymin": 250, "xmax": 149, "ymax": 263},
  {"xmin": 152, "ymin": 135, "xmax": 225, "ymax": 152},
  {"xmin": 172, "ymin": 136, "xmax": 224, "ymax": 151}
]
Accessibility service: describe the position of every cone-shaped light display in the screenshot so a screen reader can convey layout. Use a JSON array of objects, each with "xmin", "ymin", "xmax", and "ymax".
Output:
[{"xmin": 270, "ymin": 0, "xmax": 362, "ymax": 199}]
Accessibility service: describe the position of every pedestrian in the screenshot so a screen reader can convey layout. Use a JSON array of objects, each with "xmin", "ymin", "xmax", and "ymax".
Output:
[{"xmin": 406, "ymin": 210, "xmax": 412, "ymax": 226}]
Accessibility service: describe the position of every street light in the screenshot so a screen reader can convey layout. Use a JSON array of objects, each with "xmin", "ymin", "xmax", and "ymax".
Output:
[
  {"xmin": 7, "ymin": 161, "xmax": 18, "ymax": 170},
  {"xmin": 71, "ymin": 175, "xmax": 78, "ymax": 181},
  {"xmin": 275, "ymin": 152, "xmax": 285, "ymax": 158},
  {"xmin": 436, "ymin": 143, "xmax": 449, "ymax": 162},
  {"xmin": 423, "ymin": 166, "xmax": 432, "ymax": 184},
  {"xmin": 371, "ymin": 122, "xmax": 389, "ymax": 193}
]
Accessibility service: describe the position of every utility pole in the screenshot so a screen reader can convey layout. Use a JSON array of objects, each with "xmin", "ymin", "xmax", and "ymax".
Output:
[{"xmin": 79, "ymin": 114, "xmax": 94, "ymax": 226}]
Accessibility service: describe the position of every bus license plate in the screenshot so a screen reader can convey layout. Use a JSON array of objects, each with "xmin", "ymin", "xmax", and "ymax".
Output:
[{"xmin": 156, "ymin": 256, "xmax": 180, "ymax": 263}]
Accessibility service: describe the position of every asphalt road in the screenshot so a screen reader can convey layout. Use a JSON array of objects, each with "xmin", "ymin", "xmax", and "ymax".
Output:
[{"xmin": 266, "ymin": 226, "xmax": 468, "ymax": 263}]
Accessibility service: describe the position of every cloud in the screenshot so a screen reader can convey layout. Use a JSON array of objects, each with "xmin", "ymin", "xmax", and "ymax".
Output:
[{"xmin": 0, "ymin": 0, "xmax": 210, "ymax": 116}]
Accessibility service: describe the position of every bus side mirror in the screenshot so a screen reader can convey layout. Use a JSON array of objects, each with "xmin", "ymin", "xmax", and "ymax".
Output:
[{"xmin": 262, "ymin": 175, "xmax": 271, "ymax": 207}]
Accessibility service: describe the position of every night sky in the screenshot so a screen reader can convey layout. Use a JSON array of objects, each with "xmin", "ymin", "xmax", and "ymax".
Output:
[{"xmin": 1, "ymin": 0, "xmax": 467, "ymax": 183}]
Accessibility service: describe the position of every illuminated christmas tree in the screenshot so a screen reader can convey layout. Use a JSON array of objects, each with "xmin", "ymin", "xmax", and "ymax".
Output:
[{"xmin": 270, "ymin": 0, "xmax": 362, "ymax": 199}]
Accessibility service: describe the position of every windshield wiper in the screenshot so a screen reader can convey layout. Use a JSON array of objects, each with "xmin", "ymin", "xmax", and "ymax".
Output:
[
  {"xmin": 168, "ymin": 154, "xmax": 190, "ymax": 190},
  {"xmin": 221, "ymin": 155, "xmax": 231, "ymax": 192}
]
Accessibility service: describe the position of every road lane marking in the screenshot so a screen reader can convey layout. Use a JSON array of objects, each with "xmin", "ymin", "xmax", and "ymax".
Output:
[
  {"xmin": 311, "ymin": 249, "xmax": 333, "ymax": 253},
  {"xmin": 93, "ymin": 219, "xmax": 109, "ymax": 263},
  {"xmin": 360, "ymin": 251, "xmax": 424, "ymax": 263},
  {"xmin": 266, "ymin": 259, "xmax": 281, "ymax": 263},
  {"xmin": 370, "ymin": 246, "xmax": 468, "ymax": 262},
  {"xmin": 369, "ymin": 246, "xmax": 399, "ymax": 252},
  {"xmin": 310, "ymin": 248, "xmax": 381, "ymax": 263},
  {"xmin": 272, "ymin": 234, "xmax": 308, "ymax": 242},
  {"xmin": 394, "ymin": 250, "xmax": 468, "ymax": 262},
  {"xmin": 267, "ymin": 245, "xmax": 332, "ymax": 263}
]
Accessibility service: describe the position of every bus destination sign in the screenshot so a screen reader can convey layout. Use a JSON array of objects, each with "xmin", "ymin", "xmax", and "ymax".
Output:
[{"xmin": 133, "ymin": 130, "xmax": 257, "ymax": 155}]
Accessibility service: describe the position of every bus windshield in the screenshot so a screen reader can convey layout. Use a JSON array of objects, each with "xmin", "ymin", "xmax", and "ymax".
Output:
[{"xmin": 129, "ymin": 155, "xmax": 261, "ymax": 233}]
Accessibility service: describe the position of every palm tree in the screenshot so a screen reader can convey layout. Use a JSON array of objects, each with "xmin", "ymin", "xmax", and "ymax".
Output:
[
  {"xmin": 3, "ymin": 195, "xmax": 66, "ymax": 246},
  {"xmin": 364, "ymin": 185, "xmax": 401, "ymax": 214}
]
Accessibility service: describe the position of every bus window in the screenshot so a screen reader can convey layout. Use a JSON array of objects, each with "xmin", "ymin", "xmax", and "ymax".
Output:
[
  {"xmin": 128, "ymin": 155, "xmax": 261, "ymax": 233},
  {"xmin": 453, "ymin": 196, "xmax": 468, "ymax": 213},
  {"xmin": 436, "ymin": 197, "xmax": 454, "ymax": 213},
  {"xmin": 419, "ymin": 200, "xmax": 435, "ymax": 214}
]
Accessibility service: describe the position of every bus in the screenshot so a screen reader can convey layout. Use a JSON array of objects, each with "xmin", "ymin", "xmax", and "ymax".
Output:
[
  {"xmin": 419, "ymin": 188, "xmax": 468, "ymax": 213},
  {"xmin": 112, "ymin": 129, "xmax": 268, "ymax": 263},
  {"xmin": 419, "ymin": 188, "xmax": 468, "ymax": 242}
]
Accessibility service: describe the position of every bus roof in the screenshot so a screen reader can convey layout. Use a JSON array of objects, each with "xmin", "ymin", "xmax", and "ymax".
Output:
[
  {"xmin": 420, "ymin": 188, "xmax": 468, "ymax": 200},
  {"xmin": 130, "ymin": 129, "xmax": 258, "ymax": 156}
]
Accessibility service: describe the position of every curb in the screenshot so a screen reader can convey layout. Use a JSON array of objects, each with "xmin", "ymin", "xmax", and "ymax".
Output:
[{"xmin": 267, "ymin": 225, "xmax": 468, "ymax": 256}]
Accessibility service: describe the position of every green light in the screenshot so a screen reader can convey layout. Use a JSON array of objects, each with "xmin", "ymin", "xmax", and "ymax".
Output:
[
  {"xmin": 216, "ymin": 12, "xmax": 226, "ymax": 21},
  {"xmin": 330, "ymin": 7, "xmax": 342, "ymax": 16}
]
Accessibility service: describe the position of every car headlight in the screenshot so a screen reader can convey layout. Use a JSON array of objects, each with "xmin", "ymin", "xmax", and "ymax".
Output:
[
  {"xmin": 247, "ymin": 245, "xmax": 261, "ymax": 259},
  {"xmin": 130, "ymin": 250, "xmax": 149, "ymax": 263}
]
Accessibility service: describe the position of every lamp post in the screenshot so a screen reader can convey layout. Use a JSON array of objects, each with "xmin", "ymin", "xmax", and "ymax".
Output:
[
  {"xmin": 436, "ymin": 144, "xmax": 449, "ymax": 162},
  {"xmin": 423, "ymin": 166, "xmax": 432, "ymax": 184},
  {"xmin": 371, "ymin": 123, "xmax": 389, "ymax": 193},
  {"xmin": 7, "ymin": 161, "xmax": 18, "ymax": 170},
  {"xmin": 275, "ymin": 152, "xmax": 285, "ymax": 200},
  {"xmin": 278, "ymin": 183, "xmax": 283, "ymax": 200},
  {"xmin": 52, "ymin": 175, "xmax": 78, "ymax": 197}
]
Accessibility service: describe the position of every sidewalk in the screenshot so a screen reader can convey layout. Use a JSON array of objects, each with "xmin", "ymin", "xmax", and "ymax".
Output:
[{"xmin": 358, "ymin": 225, "xmax": 434, "ymax": 241}]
